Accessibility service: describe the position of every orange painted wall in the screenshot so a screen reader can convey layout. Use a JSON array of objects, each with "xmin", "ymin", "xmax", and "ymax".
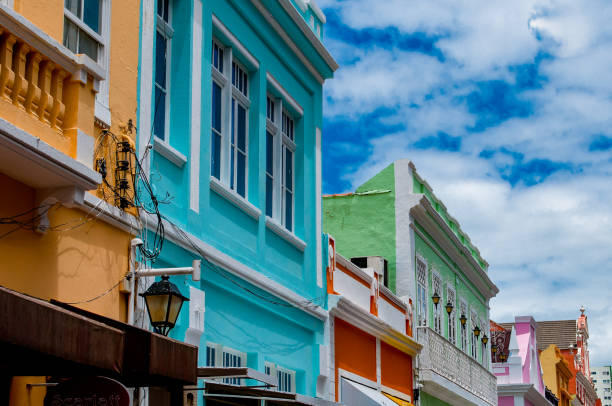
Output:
[
  {"xmin": 334, "ymin": 318, "xmax": 377, "ymax": 400},
  {"xmin": 560, "ymin": 349, "xmax": 577, "ymax": 396},
  {"xmin": 380, "ymin": 341, "xmax": 413, "ymax": 395}
]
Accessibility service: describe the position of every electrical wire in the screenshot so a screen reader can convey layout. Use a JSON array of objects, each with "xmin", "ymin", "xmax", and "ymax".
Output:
[{"xmin": 61, "ymin": 271, "xmax": 130, "ymax": 305}]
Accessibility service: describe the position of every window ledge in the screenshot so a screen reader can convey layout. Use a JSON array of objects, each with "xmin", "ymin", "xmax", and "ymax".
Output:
[
  {"xmin": 153, "ymin": 137, "xmax": 187, "ymax": 167},
  {"xmin": 265, "ymin": 216, "xmax": 306, "ymax": 252},
  {"xmin": 210, "ymin": 176, "xmax": 261, "ymax": 220},
  {"xmin": 94, "ymin": 100, "xmax": 111, "ymax": 128}
]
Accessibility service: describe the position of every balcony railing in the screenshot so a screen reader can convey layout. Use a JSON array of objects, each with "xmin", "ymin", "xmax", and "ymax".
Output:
[{"xmin": 416, "ymin": 326, "xmax": 497, "ymax": 406}]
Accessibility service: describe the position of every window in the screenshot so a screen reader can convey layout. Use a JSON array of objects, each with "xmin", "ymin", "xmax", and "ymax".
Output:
[
  {"xmin": 265, "ymin": 94, "xmax": 296, "ymax": 231},
  {"xmin": 206, "ymin": 343, "xmax": 246, "ymax": 385},
  {"xmin": 416, "ymin": 258, "xmax": 428, "ymax": 327},
  {"xmin": 432, "ymin": 272, "xmax": 442, "ymax": 335},
  {"xmin": 447, "ymin": 286, "xmax": 456, "ymax": 345},
  {"xmin": 460, "ymin": 300, "xmax": 468, "ymax": 352},
  {"xmin": 265, "ymin": 363, "xmax": 296, "ymax": 393},
  {"xmin": 210, "ymin": 39, "xmax": 250, "ymax": 198},
  {"xmin": 63, "ymin": 0, "xmax": 103, "ymax": 62},
  {"xmin": 470, "ymin": 311, "xmax": 478, "ymax": 359},
  {"xmin": 153, "ymin": 0, "xmax": 172, "ymax": 140}
]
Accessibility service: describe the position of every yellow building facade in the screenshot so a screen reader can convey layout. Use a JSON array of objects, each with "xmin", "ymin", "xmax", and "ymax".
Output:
[
  {"xmin": 540, "ymin": 344, "xmax": 573, "ymax": 406},
  {"xmin": 0, "ymin": 0, "xmax": 141, "ymax": 404}
]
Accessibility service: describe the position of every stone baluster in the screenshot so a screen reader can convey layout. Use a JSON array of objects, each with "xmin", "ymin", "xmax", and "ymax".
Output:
[
  {"xmin": 37, "ymin": 60, "xmax": 55, "ymax": 124},
  {"xmin": 0, "ymin": 32, "xmax": 16, "ymax": 101},
  {"xmin": 11, "ymin": 40, "xmax": 29, "ymax": 108},
  {"xmin": 49, "ymin": 69, "xmax": 66, "ymax": 128},
  {"xmin": 24, "ymin": 52, "xmax": 42, "ymax": 115}
]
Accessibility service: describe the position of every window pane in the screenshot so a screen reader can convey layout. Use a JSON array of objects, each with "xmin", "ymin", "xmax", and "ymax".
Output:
[
  {"xmin": 212, "ymin": 82, "xmax": 221, "ymax": 132},
  {"xmin": 266, "ymin": 176, "xmax": 273, "ymax": 217},
  {"xmin": 78, "ymin": 28, "xmax": 99, "ymax": 61},
  {"xmin": 285, "ymin": 190, "xmax": 292, "ymax": 231},
  {"xmin": 83, "ymin": 0, "xmax": 101, "ymax": 33},
  {"xmin": 285, "ymin": 149, "xmax": 293, "ymax": 191},
  {"xmin": 65, "ymin": 0, "xmax": 81, "ymax": 17},
  {"xmin": 237, "ymin": 104, "xmax": 246, "ymax": 151},
  {"xmin": 163, "ymin": 0, "xmax": 170, "ymax": 22},
  {"xmin": 154, "ymin": 87, "xmax": 166, "ymax": 140},
  {"xmin": 266, "ymin": 131, "xmax": 274, "ymax": 174},
  {"xmin": 63, "ymin": 18, "xmax": 78, "ymax": 53},
  {"xmin": 237, "ymin": 152, "xmax": 246, "ymax": 197},
  {"xmin": 155, "ymin": 32, "xmax": 167, "ymax": 88},
  {"xmin": 211, "ymin": 131, "xmax": 221, "ymax": 179}
]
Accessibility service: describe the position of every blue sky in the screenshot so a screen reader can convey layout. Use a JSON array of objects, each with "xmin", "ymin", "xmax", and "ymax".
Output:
[{"xmin": 319, "ymin": 0, "xmax": 612, "ymax": 365}]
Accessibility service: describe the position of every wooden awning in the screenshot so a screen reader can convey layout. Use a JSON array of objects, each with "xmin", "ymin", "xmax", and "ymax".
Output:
[
  {"xmin": 202, "ymin": 381, "xmax": 341, "ymax": 405},
  {"xmin": 0, "ymin": 286, "xmax": 197, "ymax": 386}
]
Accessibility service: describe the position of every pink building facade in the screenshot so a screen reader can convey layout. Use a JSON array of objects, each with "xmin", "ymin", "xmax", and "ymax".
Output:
[{"xmin": 491, "ymin": 316, "xmax": 555, "ymax": 406}]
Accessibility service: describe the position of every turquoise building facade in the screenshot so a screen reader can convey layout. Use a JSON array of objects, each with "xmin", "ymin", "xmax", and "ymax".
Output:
[{"xmin": 136, "ymin": 0, "xmax": 337, "ymax": 402}]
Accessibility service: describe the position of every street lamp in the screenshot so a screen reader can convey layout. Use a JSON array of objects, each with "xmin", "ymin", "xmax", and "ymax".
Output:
[
  {"xmin": 445, "ymin": 301, "xmax": 454, "ymax": 316},
  {"xmin": 491, "ymin": 344, "xmax": 498, "ymax": 354},
  {"xmin": 473, "ymin": 325, "xmax": 481, "ymax": 338},
  {"xmin": 140, "ymin": 275, "xmax": 190, "ymax": 336},
  {"xmin": 482, "ymin": 334, "xmax": 488, "ymax": 347},
  {"xmin": 460, "ymin": 314, "xmax": 467, "ymax": 328},
  {"xmin": 431, "ymin": 292, "xmax": 440, "ymax": 308},
  {"xmin": 499, "ymin": 352, "xmax": 507, "ymax": 362}
]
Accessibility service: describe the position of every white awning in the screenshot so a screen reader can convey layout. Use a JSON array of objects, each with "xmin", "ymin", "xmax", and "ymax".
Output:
[{"xmin": 341, "ymin": 379, "xmax": 404, "ymax": 406}]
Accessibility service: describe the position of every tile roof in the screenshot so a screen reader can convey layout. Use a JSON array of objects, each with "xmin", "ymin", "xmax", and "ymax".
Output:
[{"xmin": 498, "ymin": 320, "xmax": 577, "ymax": 351}]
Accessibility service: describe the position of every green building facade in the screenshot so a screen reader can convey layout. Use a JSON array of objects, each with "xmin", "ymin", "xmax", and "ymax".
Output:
[{"xmin": 324, "ymin": 159, "xmax": 499, "ymax": 406}]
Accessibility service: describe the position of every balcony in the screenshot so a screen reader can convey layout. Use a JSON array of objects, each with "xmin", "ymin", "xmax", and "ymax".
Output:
[
  {"xmin": 0, "ymin": 4, "xmax": 104, "ymax": 164},
  {"xmin": 416, "ymin": 326, "xmax": 497, "ymax": 406}
]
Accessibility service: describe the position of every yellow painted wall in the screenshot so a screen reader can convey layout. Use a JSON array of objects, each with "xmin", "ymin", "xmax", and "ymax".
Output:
[{"xmin": 13, "ymin": 0, "xmax": 64, "ymax": 43}]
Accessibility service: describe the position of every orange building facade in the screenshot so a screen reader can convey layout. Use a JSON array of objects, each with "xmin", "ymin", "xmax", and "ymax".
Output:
[{"xmin": 325, "ymin": 239, "xmax": 421, "ymax": 405}]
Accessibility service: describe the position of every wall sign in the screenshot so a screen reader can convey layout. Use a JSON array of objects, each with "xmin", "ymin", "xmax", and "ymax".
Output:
[{"xmin": 45, "ymin": 376, "xmax": 130, "ymax": 406}]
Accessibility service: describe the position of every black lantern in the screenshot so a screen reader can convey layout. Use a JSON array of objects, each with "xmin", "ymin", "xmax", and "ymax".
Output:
[
  {"xmin": 482, "ymin": 334, "xmax": 488, "ymax": 346},
  {"xmin": 473, "ymin": 325, "xmax": 481, "ymax": 337},
  {"xmin": 491, "ymin": 344, "xmax": 498, "ymax": 354},
  {"xmin": 431, "ymin": 292, "xmax": 441, "ymax": 307},
  {"xmin": 460, "ymin": 314, "xmax": 467, "ymax": 328},
  {"xmin": 140, "ymin": 275, "xmax": 189, "ymax": 336},
  {"xmin": 499, "ymin": 352, "xmax": 507, "ymax": 362},
  {"xmin": 445, "ymin": 301, "xmax": 454, "ymax": 315}
]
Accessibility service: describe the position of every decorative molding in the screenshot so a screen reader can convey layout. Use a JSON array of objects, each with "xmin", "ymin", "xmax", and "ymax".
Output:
[
  {"xmin": 267, "ymin": 73, "xmax": 304, "ymax": 117},
  {"xmin": 190, "ymin": 0, "xmax": 202, "ymax": 213},
  {"xmin": 212, "ymin": 14, "xmax": 259, "ymax": 70},
  {"xmin": 141, "ymin": 212, "xmax": 327, "ymax": 320},
  {"xmin": 330, "ymin": 295, "xmax": 421, "ymax": 356},
  {"xmin": 265, "ymin": 216, "xmax": 306, "ymax": 251},
  {"xmin": 153, "ymin": 137, "xmax": 187, "ymax": 167},
  {"xmin": 210, "ymin": 176, "xmax": 261, "ymax": 220},
  {"xmin": 315, "ymin": 127, "xmax": 322, "ymax": 287}
]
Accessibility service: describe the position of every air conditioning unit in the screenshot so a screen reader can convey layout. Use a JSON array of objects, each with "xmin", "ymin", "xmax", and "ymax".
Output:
[{"xmin": 350, "ymin": 256, "xmax": 388, "ymax": 288}]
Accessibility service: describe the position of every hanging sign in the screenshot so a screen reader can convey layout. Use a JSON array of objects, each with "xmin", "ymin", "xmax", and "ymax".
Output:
[{"xmin": 44, "ymin": 376, "xmax": 130, "ymax": 406}]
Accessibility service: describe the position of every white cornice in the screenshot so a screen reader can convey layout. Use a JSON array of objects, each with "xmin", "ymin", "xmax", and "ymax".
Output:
[
  {"xmin": 410, "ymin": 196, "xmax": 499, "ymax": 300},
  {"xmin": 497, "ymin": 384, "xmax": 554, "ymax": 406},
  {"xmin": 329, "ymin": 295, "xmax": 421, "ymax": 356}
]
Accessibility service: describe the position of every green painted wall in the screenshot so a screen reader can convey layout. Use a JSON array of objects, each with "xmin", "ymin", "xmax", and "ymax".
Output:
[
  {"xmin": 323, "ymin": 163, "xmax": 398, "ymax": 291},
  {"xmin": 420, "ymin": 392, "xmax": 453, "ymax": 406}
]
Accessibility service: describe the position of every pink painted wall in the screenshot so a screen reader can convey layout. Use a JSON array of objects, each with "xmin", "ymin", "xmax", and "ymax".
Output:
[{"xmin": 498, "ymin": 396, "xmax": 514, "ymax": 406}]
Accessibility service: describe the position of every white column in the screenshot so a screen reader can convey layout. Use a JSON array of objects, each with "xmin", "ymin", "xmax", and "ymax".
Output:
[
  {"xmin": 190, "ymin": 0, "xmax": 202, "ymax": 212},
  {"xmin": 138, "ymin": 0, "xmax": 156, "ymax": 177}
]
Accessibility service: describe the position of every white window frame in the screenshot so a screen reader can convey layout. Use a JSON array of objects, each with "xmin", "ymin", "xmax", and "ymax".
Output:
[
  {"xmin": 460, "ymin": 299, "xmax": 468, "ymax": 352},
  {"xmin": 431, "ymin": 270, "xmax": 442, "ymax": 335},
  {"xmin": 210, "ymin": 37, "xmax": 250, "ymax": 199},
  {"xmin": 265, "ymin": 362, "xmax": 297, "ymax": 393},
  {"xmin": 63, "ymin": 0, "xmax": 111, "ymax": 125},
  {"xmin": 446, "ymin": 285, "xmax": 457, "ymax": 345},
  {"xmin": 205, "ymin": 342, "xmax": 247, "ymax": 385},
  {"xmin": 415, "ymin": 255, "xmax": 428, "ymax": 328},
  {"xmin": 153, "ymin": 0, "xmax": 173, "ymax": 142},
  {"xmin": 265, "ymin": 93, "xmax": 296, "ymax": 232}
]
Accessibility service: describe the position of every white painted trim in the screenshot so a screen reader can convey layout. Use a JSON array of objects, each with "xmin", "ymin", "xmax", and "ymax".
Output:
[
  {"xmin": 315, "ymin": 127, "xmax": 322, "ymax": 288},
  {"xmin": 190, "ymin": 0, "xmax": 202, "ymax": 213},
  {"xmin": 76, "ymin": 129, "xmax": 94, "ymax": 169},
  {"xmin": 265, "ymin": 216, "xmax": 306, "ymax": 251},
  {"xmin": 307, "ymin": 0, "xmax": 327, "ymax": 24},
  {"xmin": 267, "ymin": 73, "xmax": 304, "ymax": 117},
  {"xmin": 338, "ymin": 369, "xmax": 413, "ymax": 403},
  {"xmin": 275, "ymin": 0, "xmax": 336, "ymax": 71},
  {"xmin": 153, "ymin": 136, "xmax": 187, "ymax": 167},
  {"xmin": 394, "ymin": 160, "xmax": 417, "ymax": 300},
  {"xmin": 77, "ymin": 193, "xmax": 140, "ymax": 235},
  {"xmin": 379, "ymin": 285, "xmax": 407, "ymax": 311},
  {"xmin": 249, "ymin": 0, "xmax": 325, "ymax": 84},
  {"xmin": 210, "ymin": 176, "xmax": 261, "ymax": 220},
  {"xmin": 212, "ymin": 14, "xmax": 259, "ymax": 70},
  {"xmin": 376, "ymin": 338, "xmax": 381, "ymax": 384},
  {"xmin": 141, "ymin": 212, "xmax": 327, "ymax": 320},
  {"xmin": 293, "ymin": 0, "xmax": 308, "ymax": 12},
  {"xmin": 336, "ymin": 253, "xmax": 373, "ymax": 284},
  {"xmin": 329, "ymin": 295, "xmax": 421, "ymax": 356},
  {"xmin": 0, "ymin": 118, "xmax": 101, "ymax": 190},
  {"xmin": 497, "ymin": 384, "xmax": 552, "ymax": 406},
  {"xmin": 138, "ymin": 0, "xmax": 155, "ymax": 177}
]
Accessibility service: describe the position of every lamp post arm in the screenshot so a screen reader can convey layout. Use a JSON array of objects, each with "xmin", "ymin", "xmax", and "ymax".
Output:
[{"xmin": 135, "ymin": 260, "xmax": 201, "ymax": 281}]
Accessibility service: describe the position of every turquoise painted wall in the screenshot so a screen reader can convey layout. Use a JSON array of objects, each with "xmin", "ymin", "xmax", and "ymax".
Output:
[{"xmin": 138, "ymin": 0, "xmax": 335, "ymax": 400}]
